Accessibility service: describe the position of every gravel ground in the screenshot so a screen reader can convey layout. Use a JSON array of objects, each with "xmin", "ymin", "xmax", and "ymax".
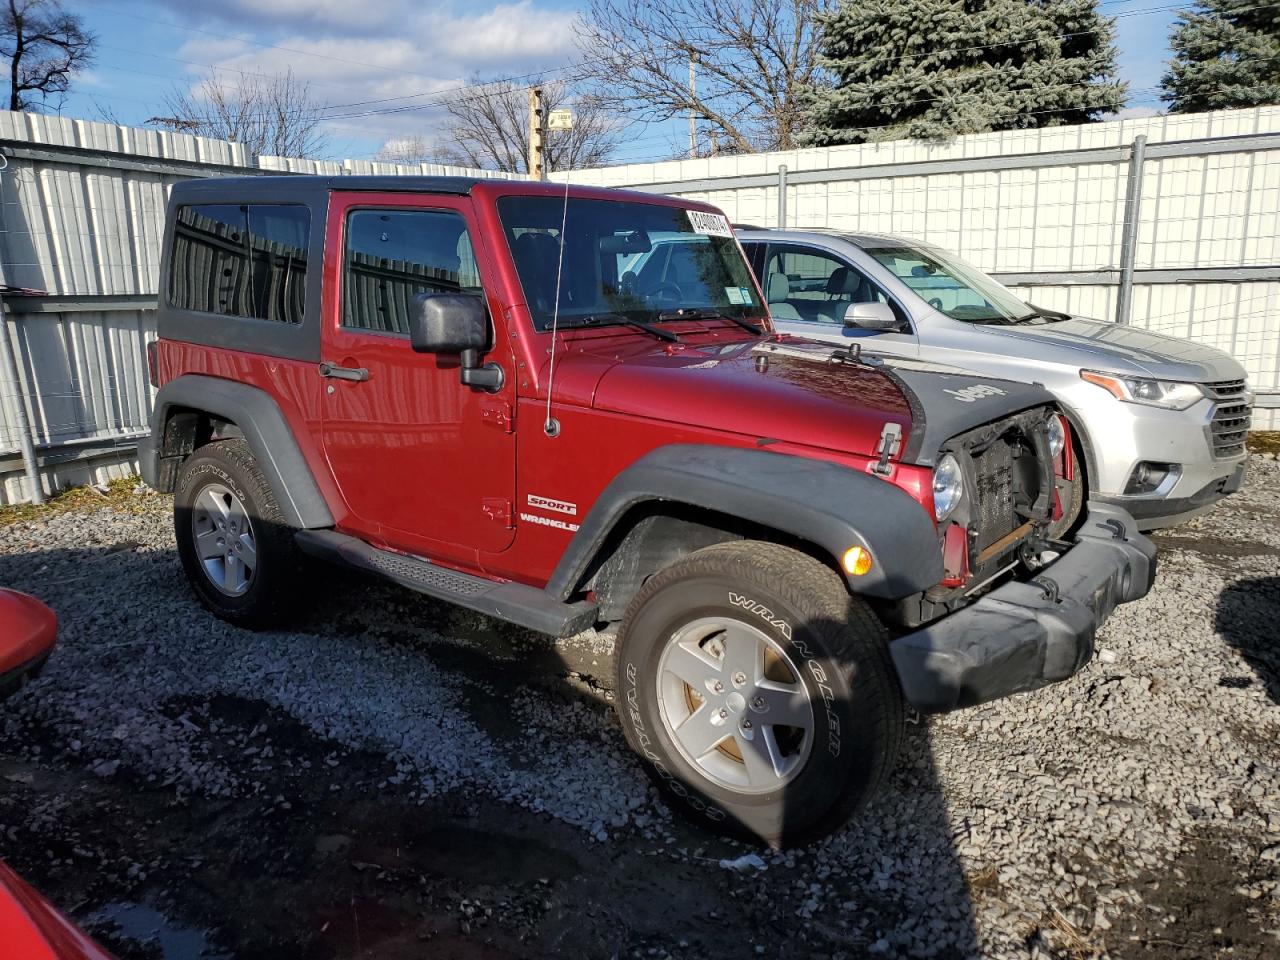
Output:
[{"xmin": 1, "ymin": 456, "xmax": 1278, "ymax": 959}]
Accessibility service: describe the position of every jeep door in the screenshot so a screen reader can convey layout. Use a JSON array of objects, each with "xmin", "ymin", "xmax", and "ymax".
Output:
[
  {"xmin": 320, "ymin": 192, "xmax": 516, "ymax": 557},
  {"xmin": 742, "ymin": 241, "xmax": 920, "ymax": 358}
]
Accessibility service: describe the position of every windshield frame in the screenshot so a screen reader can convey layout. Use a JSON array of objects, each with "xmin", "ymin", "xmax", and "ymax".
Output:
[
  {"xmin": 496, "ymin": 194, "xmax": 767, "ymax": 333},
  {"xmin": 861, "ymin": 240, "xmax": 1034, "ymax": 324}
]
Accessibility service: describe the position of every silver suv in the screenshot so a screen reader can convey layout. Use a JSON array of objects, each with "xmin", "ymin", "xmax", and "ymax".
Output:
[{"xmin": 739, "ymin": 228, "xmax": 1252, "ymax": 529}]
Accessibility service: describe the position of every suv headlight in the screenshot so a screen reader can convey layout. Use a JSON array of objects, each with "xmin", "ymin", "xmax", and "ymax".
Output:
[
  {"xmin": 1080, "ymin": 370, "xmax": 1204, "ymax": 411},
  {"xmin": 932, "ymin": 453, "xmax": 964, "ymax": 522},
  {"xmin": 1046, "ymin": 415, "xmax": 1066, "ymax": 459}
]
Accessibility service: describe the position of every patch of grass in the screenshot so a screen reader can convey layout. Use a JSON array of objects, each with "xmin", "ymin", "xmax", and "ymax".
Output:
[
  {"xmin": 1247, "ymin": 431, "xmax": 1280, "ymax": 455},
  {"xmin": 0, "ymin": 476, "xmax": 165, "ymax": 528}
]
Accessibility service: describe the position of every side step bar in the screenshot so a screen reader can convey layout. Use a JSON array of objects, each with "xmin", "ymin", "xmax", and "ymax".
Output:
[{"xmin": 295, "ymin": 529, "xmax": 599, "ymax": 638}]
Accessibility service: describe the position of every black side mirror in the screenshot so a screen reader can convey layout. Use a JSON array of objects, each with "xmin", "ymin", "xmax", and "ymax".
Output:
[
  {"xmin": 409, "ymin": 292, "xmax": 504, "ymax": 392},
  {"xmin": 410, "ymin": 292, "xmax": 487, "ymax": 354}
]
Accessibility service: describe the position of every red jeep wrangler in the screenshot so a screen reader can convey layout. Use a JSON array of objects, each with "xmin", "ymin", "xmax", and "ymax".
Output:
[{"xmin": 141, "ymin": 176, "xmax": 1155, "ymax": 845}]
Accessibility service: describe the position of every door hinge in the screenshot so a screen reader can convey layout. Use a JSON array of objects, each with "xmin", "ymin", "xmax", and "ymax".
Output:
[
  {"xmin": 480, "ymin": 399, "xmax": 513, "ymax": 433},
  {"xmin": 482, "ymin": 497, "xmax": 513, "ymax": 528}
]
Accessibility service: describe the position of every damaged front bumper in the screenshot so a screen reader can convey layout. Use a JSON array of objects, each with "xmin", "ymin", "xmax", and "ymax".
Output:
[{"xmin": 889, "ymin": 503, "xmax": 1156, "ymax": 713}]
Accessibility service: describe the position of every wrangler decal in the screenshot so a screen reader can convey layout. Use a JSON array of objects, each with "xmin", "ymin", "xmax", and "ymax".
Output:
[{"xmin": 728, "ymin": 593, "xmax": 792, "ymax": 638}]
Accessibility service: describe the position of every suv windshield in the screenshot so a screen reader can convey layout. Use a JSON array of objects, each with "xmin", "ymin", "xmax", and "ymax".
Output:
[
  {"xmin": 864, "ymin": 243, "xmax": 1032, "ymax": 323},
  {"xmin": 497, "ymin": 196, "xmax": 765, "ymax": 331}
]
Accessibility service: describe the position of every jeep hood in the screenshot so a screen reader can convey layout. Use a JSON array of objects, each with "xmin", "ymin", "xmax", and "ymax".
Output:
[
  {"xmin": 582, "ymin": 338, "xmax": 1054, "ymax": 466},
  {"xmin": 972, "ymin": 317, "xmax": 1245, "ymax": 381}
]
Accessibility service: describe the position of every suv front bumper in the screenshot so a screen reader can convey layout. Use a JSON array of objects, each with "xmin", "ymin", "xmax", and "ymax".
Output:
[{"xmin": 889, "ymin": 503, "xmax": 1155, "ymax": 713}]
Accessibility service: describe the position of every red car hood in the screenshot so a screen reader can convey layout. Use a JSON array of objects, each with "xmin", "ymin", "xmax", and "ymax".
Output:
[
  {"xmin": 579, "ymin": 337, "xmax": 912, "ymax": 459},
  {"xmin": 0, "ymin": 861, "xmax": 114, "ymax": 960}
]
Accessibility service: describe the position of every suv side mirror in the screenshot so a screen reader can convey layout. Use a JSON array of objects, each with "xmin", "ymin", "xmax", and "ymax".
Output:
[
  {"xmin": 843, "ymin": 301, "xmax": 899, "ymax": 331},
  {"xmin": 409, "ymin": 292, "xmax": 504, "ymax": 392},
  {"xmin": 410, "ymin": 292, "xmax": 487, "ymax": 353}
]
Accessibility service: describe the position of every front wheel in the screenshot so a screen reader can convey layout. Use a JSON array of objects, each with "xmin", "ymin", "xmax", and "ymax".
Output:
[{"xmin": 615, "ymin": 541, "xmax": 903, "ymax": 847}]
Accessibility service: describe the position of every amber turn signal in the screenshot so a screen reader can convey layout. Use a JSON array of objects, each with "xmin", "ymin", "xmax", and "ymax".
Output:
[{"xmin": 842, "ymin": 546, "xmax": 873, "ymax": 576}]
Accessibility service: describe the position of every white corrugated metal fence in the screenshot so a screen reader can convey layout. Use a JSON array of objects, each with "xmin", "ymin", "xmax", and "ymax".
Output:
[{"xmin": 2, "ymin": 106, "xmax": 1277, "ymax": 503}]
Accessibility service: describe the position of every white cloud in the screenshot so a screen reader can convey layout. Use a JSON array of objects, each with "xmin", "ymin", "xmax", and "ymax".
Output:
[{"xmin": 161, "ymin": 1, "xmax": 582, "ymax": 151}]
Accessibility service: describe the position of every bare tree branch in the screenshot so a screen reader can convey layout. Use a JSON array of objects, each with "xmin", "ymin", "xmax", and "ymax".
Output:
[
  {"xmin": 1, "ymin": 0, "xmax": 94, "ymax": 112},
  {"xmin": 435, "ymin": 75, "xmax": 621, "ymax": 173},
  {"xmin": 154, "ymin": 68, "xmax": 329, "ymax": 159},
  {"xmin": 575, "ymin": 0, "xmax": 830, "ymax": 154}
]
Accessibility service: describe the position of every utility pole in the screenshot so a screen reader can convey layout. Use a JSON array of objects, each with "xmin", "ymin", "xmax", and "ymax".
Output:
[
  {"xmin": 527, "ymin": 86, "xmax": 546, "ymax": 181},
  {"xmin": 688, "ymin": 52, "xmax": 698, "ymax": 159}
]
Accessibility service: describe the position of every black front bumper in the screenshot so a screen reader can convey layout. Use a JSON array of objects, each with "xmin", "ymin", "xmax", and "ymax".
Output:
[{"xmin": 889, "ymin": 503, "xmax": 1156, "ymax": 713}]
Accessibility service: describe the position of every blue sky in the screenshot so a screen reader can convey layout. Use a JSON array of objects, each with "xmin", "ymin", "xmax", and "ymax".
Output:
[{"xmin": 56, "ymin": 0, "xmax": 1181, "ymax": 167}]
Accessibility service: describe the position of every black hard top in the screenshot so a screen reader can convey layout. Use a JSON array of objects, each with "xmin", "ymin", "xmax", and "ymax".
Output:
[{"xmin": 169, "ymin": 175, "xmax": 484, "ymax": 201}]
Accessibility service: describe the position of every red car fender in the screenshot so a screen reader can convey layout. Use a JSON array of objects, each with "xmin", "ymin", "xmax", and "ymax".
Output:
[
  {"xmin": 0, "ymin": 861, "xmax": 115, "ymax": 960},
  {"xmin": 0, "ymin": 588, "xmax": 56, "ymax": 681}
]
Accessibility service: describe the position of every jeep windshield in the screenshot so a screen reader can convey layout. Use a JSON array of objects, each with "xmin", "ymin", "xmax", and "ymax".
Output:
[
  {"xmin": 863, "ymin": 242, "xmax": 1038, "ymax": 323},
  {"xmin": 497, "ymin": 195, "xmax": 765, "ymax": 332}
]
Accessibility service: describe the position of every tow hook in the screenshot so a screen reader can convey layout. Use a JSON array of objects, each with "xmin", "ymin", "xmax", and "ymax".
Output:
[
  {"xmin": 1031, "ymin": 576, "xmax": 1061, "ymax": 603},
  {"xmin": 1102, "ymin": 517, "xmax": 1128, "ymax": 541}
]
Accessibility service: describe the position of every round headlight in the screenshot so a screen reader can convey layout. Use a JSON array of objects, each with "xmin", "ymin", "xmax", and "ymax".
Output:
[
  {"xmin": 1046, "ymin": 415, "xmax": 1066, "ymax": 459},
  {"xmin": 932, "ymin": 453, "xmax": 964, "ymax": 522}
]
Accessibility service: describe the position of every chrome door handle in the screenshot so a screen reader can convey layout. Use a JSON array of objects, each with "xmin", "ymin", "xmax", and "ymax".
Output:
[{"xmin": 318, "ymin": 362, "xmax": 369, "ymax": 382}]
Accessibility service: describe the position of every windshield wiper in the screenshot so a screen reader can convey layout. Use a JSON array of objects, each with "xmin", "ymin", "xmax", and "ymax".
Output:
[
  {"xmin": 1010, "ymin": 303, "xmax": 1072, "ymax": 324},
  {"xmin": 571, "ymin": 312, "xmax": 680, "ymax": 343},
  {"xmin": 657, "ymin": 307, "xmax": 764, "ymax": 335},
  {"xmin": 1025, "ymin": 303, "xmax": 1071, "ymax": 322}
]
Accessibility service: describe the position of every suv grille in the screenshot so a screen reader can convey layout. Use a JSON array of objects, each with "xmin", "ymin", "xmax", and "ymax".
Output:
[
  {"xmin": 1206, "ymin": 379, "xmax": 1251, "ymax": 459},
  {"xmin": 949, "ymin": 408, "xmax": 1054, "ymax": 582}
]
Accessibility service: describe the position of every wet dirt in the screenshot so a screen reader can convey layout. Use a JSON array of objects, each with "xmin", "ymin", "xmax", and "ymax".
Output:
[{"xmin": 2, "ymin": 691, "xmax": 777, "ymax": 960}]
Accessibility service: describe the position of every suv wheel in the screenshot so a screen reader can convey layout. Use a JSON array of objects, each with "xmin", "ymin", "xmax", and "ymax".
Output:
[
  {"xmin": 174, "ymin": 439, "xmax": 302, "ymax": 628},
  {"xmin": 615, "ymin": 541, "xmax": 903, "ymax": 847}
]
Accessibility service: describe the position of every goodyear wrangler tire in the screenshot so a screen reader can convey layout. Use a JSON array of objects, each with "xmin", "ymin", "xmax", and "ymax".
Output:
[
  {"xmin": 614, "ymin": 541, "xmax": 903, "ymax": 847},
  {"xmin": 174, "ymin": 439, "xmax": 303, "ymax": 629}
]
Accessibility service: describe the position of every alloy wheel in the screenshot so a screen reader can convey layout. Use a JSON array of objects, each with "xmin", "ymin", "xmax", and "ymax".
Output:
[
  {"xmin": 191, "ymin": 482, "xmax": 258, "ymax": 597},
  {"xmin": 655, "ymin": 617, "xmax": 814, "ymax": 794}
]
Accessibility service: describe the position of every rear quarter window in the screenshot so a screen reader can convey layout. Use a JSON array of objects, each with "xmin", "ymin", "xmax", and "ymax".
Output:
[{"xmin": 168, "ymin": 203, "xmax": 310, "ymax": 324}]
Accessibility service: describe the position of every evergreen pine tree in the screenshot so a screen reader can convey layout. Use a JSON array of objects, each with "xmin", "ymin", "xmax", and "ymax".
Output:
[
  {"xmin": 802, "ymin": 0, "xmax": 1126, "ymax": 145},
  {"xmin": 1162, "ymin": 0, "xmax": 1280, "ymax": 112}
]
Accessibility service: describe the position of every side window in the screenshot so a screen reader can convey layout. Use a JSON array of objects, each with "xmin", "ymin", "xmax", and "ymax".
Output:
[
  {"xmin": 168, "ymin": 203, "xmax": 309, "ymax": 324},
  {"xmin": 763, "ymin": 245, "xmax": 886, "ymax": 325},
  {"xmin": 871, "ymin": 249, "xmax": 983, "ymax": 314},
  {"xmin": 343, "ymin": 209, "xmax": 480, "ymax": 335}
]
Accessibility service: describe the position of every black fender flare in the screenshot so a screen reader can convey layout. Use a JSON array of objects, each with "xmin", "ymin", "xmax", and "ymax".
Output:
[
  {"xmin": 142, "ymin": 374, "xmax": 334, "ymax": 529},
  {"xmin": 548, "ymin": 444, "xmax": 943, "ymax": 601}
]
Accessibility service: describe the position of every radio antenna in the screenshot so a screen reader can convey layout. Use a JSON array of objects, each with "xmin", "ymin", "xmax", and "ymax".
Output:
[{"xmin": 543, "ymin": 176, "xmax": 571, "ymax": 438}]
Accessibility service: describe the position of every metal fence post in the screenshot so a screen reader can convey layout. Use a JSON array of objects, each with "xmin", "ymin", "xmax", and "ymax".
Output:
[
  {"xmin": 0, "ymin": 298, "xmax": 44, "ymax": 504},
  {"xmin": 777, "ymin": 164, "xmax": 788, "ymax": 228},
  {"xmin": 1115, "ymin": 134, "xmax": 1147, "ymax": 325},
  {"xmin": 0, "ymin": 153, "xmax": 44, "ymax": 504}
]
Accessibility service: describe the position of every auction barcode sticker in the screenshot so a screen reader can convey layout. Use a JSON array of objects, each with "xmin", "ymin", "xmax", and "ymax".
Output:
[{"xmin": 687, "ymin": 210, "xmax": 733, "ymax": 237}]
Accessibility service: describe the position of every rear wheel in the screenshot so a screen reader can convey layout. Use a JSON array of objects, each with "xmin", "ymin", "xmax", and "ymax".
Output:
[
  {"xmin": 174, "ymin": 439, "xmax": 302, "ymax": 628},
  {"xmin": 614, "ymin": 541, "xmax": 903, "ymax": 847}
]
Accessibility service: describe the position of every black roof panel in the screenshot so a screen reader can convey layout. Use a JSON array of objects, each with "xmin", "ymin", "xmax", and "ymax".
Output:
[{"xmin": 170, "ymin": 175, "xmax": 483, "ymax": 201}]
